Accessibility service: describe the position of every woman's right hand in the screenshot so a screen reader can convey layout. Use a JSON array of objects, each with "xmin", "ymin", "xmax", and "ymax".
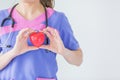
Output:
[{"xmin": 12, "ymin": 28, "xmax": 39, "ymax": 56}]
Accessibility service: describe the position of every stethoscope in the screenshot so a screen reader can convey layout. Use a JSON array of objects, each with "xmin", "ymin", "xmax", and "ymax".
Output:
[{"xmin": 0, "ymin": 3, "xmax": 49, "ymax": 49}]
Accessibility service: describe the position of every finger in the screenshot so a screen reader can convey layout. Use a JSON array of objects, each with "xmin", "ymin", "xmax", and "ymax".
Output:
[
  {"xmin": 44, "ymin": 27, "xmax": 56, "ymax": 37},
  {"xmin": 19, "ymin": 28, "xmax": 34, "ymax": 38},
  {"xmin": 28, "ymin": 46, "xmax": 39, "ymax": 51},
  {"xmin": 54, "ymin": 29, "xmax": 59, "ymax": 34},
  {"xmin": 54, "ymin": 29, "xmax": 60, "ymax": 38},
  {"xmin": 18, "ymin": 28, "xmax": 29, "ymax": 35},
  {"xmin": 47, "ymin": 27, "xmax": 59, "ymax": 38},
  {"xmin": 42, "ymin": 30, "xmax": 52, "ymax": 40},
  {"xmin": 24, "ymin": 29, "xmax": 35, "ymax": 38},
  {"xmin": 17, "ymin": 28, "xmax": 29, "ymax": 39},
  {"xmin": 39, "ymin": 45, "xmax": 50, "ymax": 50},
  {"xmin": 24, "ymin": 29, "xmax": 34, "ymax": 36},
  {"xmin": 20, "ymin": 28, "xmax": 34, "ymax": 35}
]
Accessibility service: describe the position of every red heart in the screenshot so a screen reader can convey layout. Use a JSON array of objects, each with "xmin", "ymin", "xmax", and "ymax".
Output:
[{"xmin": 30, "ymin": 32, "xmax": 45, "ymax": 47}]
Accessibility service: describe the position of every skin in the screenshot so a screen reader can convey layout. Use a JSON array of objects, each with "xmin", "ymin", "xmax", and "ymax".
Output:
[{"xmin": 0, "ymin": 0, "xmax": 83, "ymax": 70}]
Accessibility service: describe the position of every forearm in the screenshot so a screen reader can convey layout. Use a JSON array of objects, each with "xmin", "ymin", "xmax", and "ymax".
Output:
[
  {"xmin": 0, "ymin": 49, "xmax": 17, "ymax": 70},
  {"xmin": 61, "ymin": 48, "xmax": 83, "ymax": 66}
]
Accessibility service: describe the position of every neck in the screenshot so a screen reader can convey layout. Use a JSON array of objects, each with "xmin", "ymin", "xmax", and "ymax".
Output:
[{"xmin": 16, "ymin": 1, "xmax": 45, "ymax": 20}]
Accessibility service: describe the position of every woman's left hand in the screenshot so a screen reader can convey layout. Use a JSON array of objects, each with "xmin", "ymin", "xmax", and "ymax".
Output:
[{"xmin": 39, "ymin": 27, "xmax": 65, "ymax": 55}]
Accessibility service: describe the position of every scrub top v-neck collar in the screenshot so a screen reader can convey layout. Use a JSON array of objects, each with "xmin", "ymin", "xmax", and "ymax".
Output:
[
  {"xmin": 14, "ymin": 8, "xmax": 46, "ymax": 23},
  {"xmin": 8, "ymin": 7, "xmax": 54, "ymax": 27},
  {"xmin": 13, "ymin": 8, "xmax": 47, "ymax": 26}
]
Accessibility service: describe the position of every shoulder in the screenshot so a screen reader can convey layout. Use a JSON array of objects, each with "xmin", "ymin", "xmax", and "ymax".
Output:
[
  {"xmin": 47, "ymin": 8, "xmax": 67, "ymax": 20},
  {"xmin": 0, "ymin": 9, "xmax": 9, "ymax": 24},
  {"xmin": 0, "ymin": 9, "xmax": 9, "ymax": 17}
]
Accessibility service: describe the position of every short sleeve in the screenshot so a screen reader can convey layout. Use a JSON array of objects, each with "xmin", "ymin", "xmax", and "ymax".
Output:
[
  {"xmin": 0, "ymin": 10, "xmax": 6, "ymax": 53},
  {"xmin": 60, "ymin": 13, "xmax": 80, "ymax": 50}
]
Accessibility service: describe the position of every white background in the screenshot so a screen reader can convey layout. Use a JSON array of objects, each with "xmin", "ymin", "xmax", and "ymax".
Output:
[{"xmin": 0, "ymin": 0, "xmax": 120, "ymax": 80}]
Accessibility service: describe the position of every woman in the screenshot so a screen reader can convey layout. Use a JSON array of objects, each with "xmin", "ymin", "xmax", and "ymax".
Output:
[{"xmin": 0, "ymin": 0, "xmax": 83, "ymax": 80}]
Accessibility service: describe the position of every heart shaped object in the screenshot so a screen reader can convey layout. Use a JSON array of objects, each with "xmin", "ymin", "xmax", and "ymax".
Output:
[{"xmin": 30, "ymin": 32, "xmax": 45, "ymax": 47}]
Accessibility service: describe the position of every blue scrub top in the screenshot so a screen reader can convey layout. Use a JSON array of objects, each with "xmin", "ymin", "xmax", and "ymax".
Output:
[{"xmin": 0, "ymin": 7, "xmax": 80, "ymax": 80}]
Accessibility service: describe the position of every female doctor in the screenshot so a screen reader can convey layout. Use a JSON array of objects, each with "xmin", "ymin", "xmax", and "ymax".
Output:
[{"xmin": 0, "ymin": 0, "xmax": 83, "ymax": 80}]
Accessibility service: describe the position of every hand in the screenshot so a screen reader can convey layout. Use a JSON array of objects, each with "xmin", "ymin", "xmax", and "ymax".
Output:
[
  {"xmin": 12, "ymin": 28, "xmax": 39, "ymax": 56},
  {"xmin": 40, "ymin": 27, "xmax": 65, "ymax": 55}
]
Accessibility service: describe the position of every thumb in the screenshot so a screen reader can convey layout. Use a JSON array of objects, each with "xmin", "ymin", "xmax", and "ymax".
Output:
[
  {"xmin": 39, "ymin": 45, "xmax": 50, "ymax": 50},
  {"xmin": 28, "ymin": 46, "xmax": 39, "ymax": 51}
]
